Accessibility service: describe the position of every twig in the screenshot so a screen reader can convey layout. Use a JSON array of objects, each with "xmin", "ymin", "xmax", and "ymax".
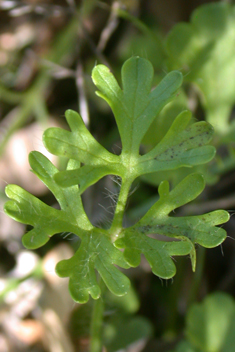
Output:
[
  {"xmin": 76, "ymin": 61, "xmax": 90, "ymax": 126},
  {"xmin": 97, "ymin": 2, "xmax": 120, "ymax": 52},
  {"xmin": 40, "ymin": 59, "xmax": 75, "ymax": 79}
]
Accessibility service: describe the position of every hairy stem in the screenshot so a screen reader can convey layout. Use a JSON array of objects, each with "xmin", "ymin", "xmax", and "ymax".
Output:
[
  {"xmin": 90, "ymin": 278, "xmax": 104, "ymax": 352},
  {"xmin": 110, "ymin": 176, "xmax": 134, "ymax": 240}
]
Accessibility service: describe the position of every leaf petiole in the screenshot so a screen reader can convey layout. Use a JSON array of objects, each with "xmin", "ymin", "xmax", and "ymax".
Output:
[
  {"xmin": 110, "ymin": 176, "xmax": 134, "ymax": 241},
  {"xmin": 90, "ymin": 276, "xmax": 105, "ymax": 352}
]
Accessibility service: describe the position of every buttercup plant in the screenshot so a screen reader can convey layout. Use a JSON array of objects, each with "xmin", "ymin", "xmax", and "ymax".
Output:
[{"xmin": 4, "ymin": 57, "xmax": 229, "ymax": 306}]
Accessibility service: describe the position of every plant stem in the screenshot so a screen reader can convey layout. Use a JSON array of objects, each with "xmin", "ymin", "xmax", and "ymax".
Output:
[
  {"xmin": 90, "ymin": 278, "xmax": 105, "ymax": 352},
  {"xmin": 0, "ymin": 85, "xmax": 23, "ymax": 104},
  {"xmin": 110, "ymin": 176, "xmax": 134, "ymax": 240},
  {"xmin": 187, "ymin": 246, "xmax": 206, "ymax": 306}
]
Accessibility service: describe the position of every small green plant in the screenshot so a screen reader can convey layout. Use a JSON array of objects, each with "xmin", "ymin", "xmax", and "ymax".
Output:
[{"xmin": 4, "ymin": 56, "xmax": 229, "ymax": 349}]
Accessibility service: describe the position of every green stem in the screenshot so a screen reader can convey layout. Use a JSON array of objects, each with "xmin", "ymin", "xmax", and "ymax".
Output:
[
  {"xmin": 110, "ymin": 176, "xmax": 134, "ymax": 240},
  {"xmin": 187, "ymin": 246, "xmax": 206, "ymax": 307},
  {"xmin": 90, "ymin": 278, "xmax": 105, "ymax": 352},
  {"xmin": 0, "ymin": 85, "xmax": 23, "ymax": 104}
]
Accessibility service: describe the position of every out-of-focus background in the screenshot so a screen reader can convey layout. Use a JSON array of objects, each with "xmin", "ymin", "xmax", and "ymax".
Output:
[{"xmin": 1, "ymin": 1, "xmax": 235, "ymax": 351}]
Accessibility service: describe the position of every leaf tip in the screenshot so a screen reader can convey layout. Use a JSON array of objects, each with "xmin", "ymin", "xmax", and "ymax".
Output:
[
  {"xmin": 167, "ymin": 70, "xmax": 184, "ymax": 88},
  {"xmin": 28, "ymin": 150, "xmax": 40, "ymax": 168},
  {"xmin": 65, "ymin": 109, "xmax": 80, "ymax": 123},
  {"xmin": 218, "ymin": 210, "xmax": 230, "ymax": 224},
  {"xmin": 4, "ymin": 184, "xmax": 11, "ymax": 197},
  {"xmin": 4, "ymin": 184, "xmax": 20, "ymax": 199},
  {"xmin": 22, "ymin": 231, "xmax": 50, "ymax": 250},
  {"xmin": 158, "ymin": 180, "xmax": 170, "ymax": 198}
]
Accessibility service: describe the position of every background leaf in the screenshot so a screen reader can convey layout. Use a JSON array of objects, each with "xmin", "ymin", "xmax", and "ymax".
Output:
[
  {"xmin": 166, "ymin": 2, "xmax": 235, "ymax": 136},
  {"xmin": 186, "ymin": 292, "xmax": 235, "ymax": 352}
]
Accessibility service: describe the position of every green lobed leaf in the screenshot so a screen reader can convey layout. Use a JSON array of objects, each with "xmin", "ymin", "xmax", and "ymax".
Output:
[
  {"xmin": 43, "ymin": 58, "xmax": 184, "ymax": 191},
  {"xmin": 4, "ymin": 184, "xmax": 79, "ymax": 249},
  {"xmin": 92, "ymin": 56, "xmax": 183, "ymax": 155},
  {"xmin": 43, "ymin": 109, "xmax": 120, "ymax": 167},
  {"xmin": 4, "ymin": 153, "xmax": 91, "ymax": 249},
  {"xmin": 4, "ymin": 56, "xmax": 230, "ymax": 303},
  {"xmin": 142, "ymin": 87, "xmax": 189, "ymax": 148},
  {"xmin": 29, "ymin": 151, "xmax": 91, "ymax": 229},
  {"xmin": 45, "ymin": 58, "xmax": 216, "ymax": 193},
  {"xmin": 43, "ymin": 109, "xmax": 123, "ymax": 191},
  {"xmin": 56, "ymin": 230, "xmax": 130, "ymax": 303},
  {"xmin": 115, "ymin": 174, "xmax": 229, "ymax": 274},
  {"xmin": 54, "ymin": 164, "xmax": 122, "ymax": 194},
  {"xmin": 138, "ymin": 111, "xmax": 215, "ymax": 175},
  {"xmin": 4, "ymin": 152, "xmax": 130, "ymax": 302},
  {"xmin": 115, "ymin": 233, "xmax": 192, "ymax": 279},
  {"xmin": 140, "ymin": 92, "xmax": 207, "ymax": 188}
]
